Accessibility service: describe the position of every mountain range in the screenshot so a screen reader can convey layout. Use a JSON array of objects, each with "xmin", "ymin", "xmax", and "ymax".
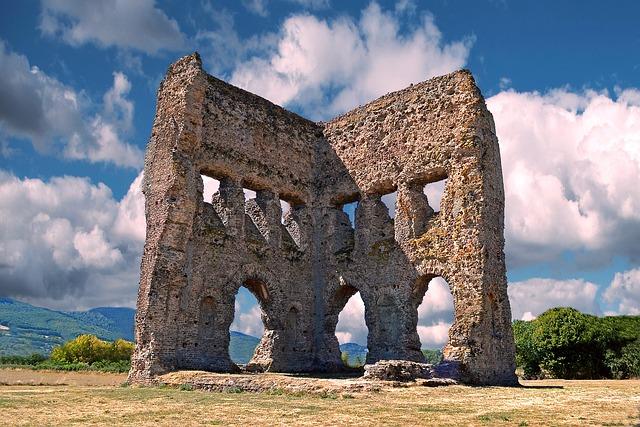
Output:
[{"xmin": 0, "ymin": 298, "xmax": 366, "ymax": 365}]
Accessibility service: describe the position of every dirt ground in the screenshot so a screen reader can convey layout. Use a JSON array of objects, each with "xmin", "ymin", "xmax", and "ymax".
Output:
[{"xmin": 0, "ymin": 368, "xmax": 639, "ymax": 426}]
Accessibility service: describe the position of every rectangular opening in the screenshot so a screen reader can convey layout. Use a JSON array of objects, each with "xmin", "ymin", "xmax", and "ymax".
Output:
[
  {"xmin": 201, "ymin": 174, "xmax": 221, "ymax": 204},
  {"xmin": 380, "ymin": 191, "xmax": 398, "ymax": 219},
  {"xmin": 280, "ymin": 199, "xmax": 291, "ymax": 224},
  {"xmin": 341, "ymin": 201, "xmax": 358, "ymax": 229},
  {"xmin": 243, "ymin": 188, "xmax": 257, "ymax": 200},
  {"xmin": 423, "ymin": 178, "xmax": 447, "ymax": 213}
]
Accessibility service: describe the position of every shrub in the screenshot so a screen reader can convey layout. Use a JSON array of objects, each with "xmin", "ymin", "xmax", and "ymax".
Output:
[
  {"xmin": 421, "ymin": 349, "xmax": 443, "ymax": 365},
  {"xmin": 513, "ymin": 308, "xmax": 640, "ymax": 379},
  {"xmin": 340, "ymin": 351, "xmax": 349, "ymax": 366},
  {"xmin": 0, "ymin": 353, "xmax": 47, "ymax": 366},
  {"xmin": 606, "ymin": 339, "xmax": 640, "ymax": 379},
  {"xmin": 531, "ymin": 308, "xmax": 609, "ymax": 379},
  {"xmin": 50, "ymin": 334, "xmax": 134, "ymax": 365},
  {"xmin": 512, "ymin": 320, "xmax": 541, "ymax": 379}
]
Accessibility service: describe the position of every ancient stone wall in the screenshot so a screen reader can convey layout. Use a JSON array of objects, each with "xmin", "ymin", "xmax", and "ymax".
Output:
[{"xmin": 129, "ymin": 53, "xmax": 517, "ymax": 385}]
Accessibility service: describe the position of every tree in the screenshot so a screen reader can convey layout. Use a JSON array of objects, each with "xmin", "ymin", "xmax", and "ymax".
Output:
[
  {"xmin": 531, "ymin": 308, "xmax": 609, "ymax": 379},
  {"xmin": 50, "ymin": 335, "xmax": 134, "ymax": 364},
  {"xmin": 512, "ymin": 320, "xmax": 541, "ymax": 379}
]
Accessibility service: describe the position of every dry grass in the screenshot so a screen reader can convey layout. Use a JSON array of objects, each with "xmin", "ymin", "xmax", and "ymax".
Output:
[{"xmin": 0, "ymin": 369, "xmax": 639, "ymax": 426}]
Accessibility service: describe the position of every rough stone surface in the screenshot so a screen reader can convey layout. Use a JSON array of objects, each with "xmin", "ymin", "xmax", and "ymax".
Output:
[
  {"xmin": 128, "ymin": 52, "xmax": 518, "ymax": 386},
  {"xmin": 363, "ymin": 360, "xmax": 434, "ymax": 382},
  {"xmin": 158, "ymin": 371, "xmax": 382, "ymax": 395}
]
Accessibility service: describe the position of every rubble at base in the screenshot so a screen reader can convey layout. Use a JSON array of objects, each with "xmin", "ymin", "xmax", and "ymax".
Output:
[{"xmin": 364, "ymin": 360, "xmax": 436, "ymax": 381}]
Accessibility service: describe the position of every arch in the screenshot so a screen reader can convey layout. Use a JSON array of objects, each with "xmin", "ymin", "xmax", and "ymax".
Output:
[
  {"xmin": 412, "ymin": 274, "xmax": 456, "ymax": 364},
  {"xmin": 326, "ymin": 278, "xmax": 372, "ymax": 368},
  {"xmin": 222, "ymin": 264, "xmax": 284, "ymax": 328}
]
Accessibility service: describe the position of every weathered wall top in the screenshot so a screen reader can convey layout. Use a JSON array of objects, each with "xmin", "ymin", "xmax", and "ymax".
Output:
[{"xmin": 130, "ymin": 52, "xmax": 517, "ymax": 386}]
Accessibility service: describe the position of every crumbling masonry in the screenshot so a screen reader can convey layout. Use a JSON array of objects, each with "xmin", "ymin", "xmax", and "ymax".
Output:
[{"xmin": 129, "ymin": 53, "xmax": 517, "ymax": 386}]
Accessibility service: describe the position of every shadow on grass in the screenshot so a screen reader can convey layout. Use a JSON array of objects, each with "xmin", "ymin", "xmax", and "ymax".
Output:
[{"xmin": 518, "ymin": 383, "xmax": 564, "ymax": 389}]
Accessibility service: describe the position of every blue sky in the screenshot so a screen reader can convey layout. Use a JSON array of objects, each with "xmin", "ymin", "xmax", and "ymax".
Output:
[{"xmin": 1, "ymin": 0, "xmax": 639, "ymax": 347}]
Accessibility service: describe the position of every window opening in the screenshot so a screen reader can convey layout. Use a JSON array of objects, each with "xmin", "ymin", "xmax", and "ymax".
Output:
[
  {"xmin": 335, "ymin": 291, "xmax": 368, "ymax": 368},
  {"xmin": 416, "ymin": 276, "xmax": 454, "ymax": 364},
  {"xmin": 423, "ymin": 178, "xmax": 447, "ymax": 213},
  {"xmin": 229, "ymin": 285, "xmax": 265, "ymax": 365}
]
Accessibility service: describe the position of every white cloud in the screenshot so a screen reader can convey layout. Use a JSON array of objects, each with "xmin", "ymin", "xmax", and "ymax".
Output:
[
  {"xmin": 395, "ymin": 0, "xmax": 416, "ymax": 15},
  {"xmin": 0, "ymin": 170, "xmax": 145, "ymax": 310},
  {"xmin": 417, "ymin": 277, "xmax": 453, "ymax": 320},
  {"xmin": 417, "ymin": 277, "xmax": 453, "ymax": 349},
  {"xmin": 417, "ymin": 321, "xmax": 450, "ymax": 349},
  {"xmin": 336, "ymin": 292, "xmax": 367, "ymax": 345},
  {"xmin": 242, "ymin": 0, "xmax": 269, "ymax": 17},
  {"xmin": 230, "ymin": 288, "xmax": 265, "ymax": 337},
  {"xmin": 423, "ymin": 179, "xmax": 446, "ymax": 212},
  {"xmin": 231, "ymin": 305, "xmax": 264, "ymax": 337},
  {"xmin": 488, "ymin": 88, "xmax": 640, "ymax": 267},
  {"xmin": 103, "ymin": 72, "xmax": 134, "ymax": 131},
  {"xmin": 604, "ymin": 268, "xmax": 640, "ymax": 315},
  {"xmin": 0, "ymin": 42, "xmax": 143, "ymax": 168},
  {"xmin": 39, "ymin": 0, "xmax": 186, "ymax": 54},
  {"xmin": 113, "ymin": 173, "xmax": 146, "ymax": 243},
  {"xmin": 230, "ymin": 2, "xmax": 473, "ymax": 118},
  {"xmin": 508, "ymin": 278, "xmax": 600, "ymax": 320}
]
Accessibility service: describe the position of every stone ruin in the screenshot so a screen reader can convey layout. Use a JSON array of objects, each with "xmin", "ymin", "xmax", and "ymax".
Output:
[{"xmin": 128, "ymin": 53, "xmax": 517, "ymax": 386}]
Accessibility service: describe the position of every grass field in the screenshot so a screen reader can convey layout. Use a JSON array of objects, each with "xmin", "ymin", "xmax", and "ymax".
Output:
[{"xmin": 0, "ymin": 369, "xmax": 639, "ymax": 426}]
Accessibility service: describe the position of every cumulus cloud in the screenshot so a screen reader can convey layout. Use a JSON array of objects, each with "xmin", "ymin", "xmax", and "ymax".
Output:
[
  {"xmin": 336, "ymin": 292, "xmax": 368, "ymax": 345},
  {"xmin": 230, "ymin": 2, "xmax": 473, "ymax": 118},
  {"xmin": 230, "ymin": 287, "xmax": 265, "ymax": 337},
  {"xmin": 0, "ymin": 170, "xmax": 145, "ymax": 310},
  {"xmin": 508, "ymin": 278, "xmax": 600, "ymax": 320},
  {"xmin": 39, "ymin": 0, "xmax": 186, "ymax": 54},
  {"xmin": 488, "ymin": 88, "xmax": 640, "ymax": 267},
  {"xmin": 417, "ymin": 277, "xmax": 453, "ymax": 349},
  {"xmin": 417, "ymin": 322, "xmax": 450, "ymax": 349},
  {"xmin": 604, "ymin": 268, "xmax": 640, "ymax": 315},
  {"xmin": 0, "ymin": 42, "xmax": 143, "ymax": 168}
]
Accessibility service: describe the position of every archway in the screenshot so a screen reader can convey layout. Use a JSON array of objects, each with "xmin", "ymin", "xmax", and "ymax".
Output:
[
  {"xmin": 228, "ymin": 280, "xmax": 269, "ymax": 366},
  {"xmin": 334, "ymin": 287, "xmax": 369, "ymax": 368},
  {"xmin": 414, "ymin": 276, "xmax": 454, "ymax": 364}
]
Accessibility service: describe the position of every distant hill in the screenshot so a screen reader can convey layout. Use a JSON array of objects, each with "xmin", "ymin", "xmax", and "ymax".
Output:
[
  {"xmin": 339, "ymin": 342, "xmax": 368, "ymax": 366},
  {"xmin": 0, "ymin": 298, "xmax": 261, "ymax": 365},
  {"xmin": 229, "ymin": 331, "xmax": 261, "ymax": 364},
  {"xmin": 1, "ymin": 298, "xmax": 376, "ymax": 366},
  {"xmin": 72, "ymin": 307, "xmax": 136, "ymax": 341},
  {"xmin": 0, "ymin": 297, "xmax": 134, "ymax": 356}
]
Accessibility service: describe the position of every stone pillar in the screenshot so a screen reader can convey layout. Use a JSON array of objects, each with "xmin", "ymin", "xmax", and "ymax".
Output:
[
  {"xmin": 256, "ymin": 189, "xmax": 282, "ymax": 246},
  {"xmin": 212, "ymin": 177, "xmax": 245, "ymax": 236},
  {"xmin": 395, "ymin": 182, "xmax": 433, "ymax": 242}
]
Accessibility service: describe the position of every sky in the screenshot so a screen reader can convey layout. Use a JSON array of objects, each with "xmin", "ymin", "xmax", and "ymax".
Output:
[{"xmin": 1, "ymin": 0, "xmax": 639, "ymax": 349}]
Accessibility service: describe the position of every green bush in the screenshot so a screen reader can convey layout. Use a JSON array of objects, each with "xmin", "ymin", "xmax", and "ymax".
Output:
[
  {"xmin": 340, "ymin": 351, "xmax": 349, "ymax": 366},
  {"xmin": 421, "ymin": 349, "xmax": 443, "ymax": 365},
  {"xmin": 513, "ymin": 308, "xmax": 640, "ymax": 379},
  {"xmin": 50, "ymin": 334, "xmax": 134, "ymax": 364},
  {"xmin": 531, "ymin": 308, "xmax": 609, "ymax": 379},
  {"xmin": 0, "ymin": 353, "xmax": 47, "ymax": 366},
  {"xmin": 513, "ymin": 320, "xmax": 541, "ymax": 379},
  {"xmin": 35, "ymin": 360, "xmax": 90, "ymax": 371}
]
